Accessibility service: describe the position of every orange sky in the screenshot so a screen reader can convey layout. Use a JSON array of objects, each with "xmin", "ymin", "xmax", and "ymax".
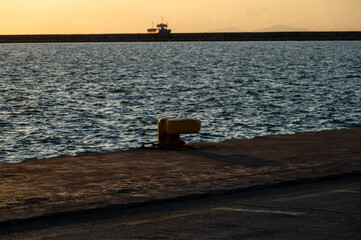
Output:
[{"xmin": 1, "ymin": 0, "xmax": 361, "ymax": 34}]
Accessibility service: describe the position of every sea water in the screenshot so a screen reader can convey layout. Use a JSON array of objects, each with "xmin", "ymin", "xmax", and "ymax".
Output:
[{"xmin": 0, "ymin": 41, "xmax": 360, "ymax": 163}]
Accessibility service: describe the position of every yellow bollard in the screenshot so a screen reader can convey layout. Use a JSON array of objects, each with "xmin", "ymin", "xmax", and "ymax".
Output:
[{"xmin": 158, "ymin": 118, "xmax": 201, "ymax": 147}]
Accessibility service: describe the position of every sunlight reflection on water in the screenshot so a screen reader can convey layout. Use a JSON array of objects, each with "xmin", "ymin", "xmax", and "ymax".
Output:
[{"xmin": 0, "ymin": 41, "xmax": 360, "ymax": 162}]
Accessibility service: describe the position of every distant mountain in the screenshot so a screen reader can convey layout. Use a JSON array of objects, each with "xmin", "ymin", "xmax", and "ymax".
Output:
[{"xmin": 255, "ymin": 25, "xmax": 309, "ymax": 32}]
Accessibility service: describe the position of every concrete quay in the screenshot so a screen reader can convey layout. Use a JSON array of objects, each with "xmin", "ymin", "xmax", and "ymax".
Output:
[
  {"xmin": 1, "ymin": 31, "xmax": 361, "ymax": 43},
  {"xmin": 0, "ymin": 128, "xmax": 360, "ymax": 225}
]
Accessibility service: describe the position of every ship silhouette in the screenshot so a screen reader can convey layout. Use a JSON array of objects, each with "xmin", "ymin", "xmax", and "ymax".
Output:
[{"xmin": 147, "ymin": 18, "xmax": 171, "ymax": 34}]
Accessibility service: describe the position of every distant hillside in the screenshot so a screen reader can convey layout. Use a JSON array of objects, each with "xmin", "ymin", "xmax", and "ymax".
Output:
[
  {"xmin": 209, "ymin": 25, "xmax": 309, "ymax": 33},
  {"xmin": 255, "ymin": 25, "xmax": 309, "ymax": 32}
]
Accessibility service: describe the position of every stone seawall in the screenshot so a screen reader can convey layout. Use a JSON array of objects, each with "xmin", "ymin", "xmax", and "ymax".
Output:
[
  {"xmin": 1, "ymin": 31, "xmax": 360, "ymax": 43},
  {"xmin": 0, "ymin": 128, "xmax": 360, "ymax": 223}
]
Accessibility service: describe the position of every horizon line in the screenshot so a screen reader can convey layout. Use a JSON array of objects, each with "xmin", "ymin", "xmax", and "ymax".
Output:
[{"xmin": 1, "ymin": 30, "xmax": 361, "ymax": 36}]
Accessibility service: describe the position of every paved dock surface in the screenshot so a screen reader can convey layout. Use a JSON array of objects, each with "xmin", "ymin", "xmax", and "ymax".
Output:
[
  {"xmin": 0, "ymin": 128, "xmax": 360, "ymax": 225},
  {"xmin": 2, "ymin": 175, "xmax": 360, "ymax": 239}
]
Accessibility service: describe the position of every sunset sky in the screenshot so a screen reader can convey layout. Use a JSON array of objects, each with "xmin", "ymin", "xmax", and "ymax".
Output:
[{"xmin": 1, "ymin": 0, "xmax": 361, "ymax": 34}]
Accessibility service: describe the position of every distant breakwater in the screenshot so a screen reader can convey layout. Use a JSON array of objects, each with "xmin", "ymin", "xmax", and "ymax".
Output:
[{"xmin": 1, "ymin": 32, "xmax": 361, "ymax": 43}]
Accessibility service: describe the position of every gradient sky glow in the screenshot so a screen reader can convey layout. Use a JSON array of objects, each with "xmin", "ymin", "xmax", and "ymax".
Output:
[{"xmin": 1, "ymin": 0, "xmax": 361, "ymax": 34}]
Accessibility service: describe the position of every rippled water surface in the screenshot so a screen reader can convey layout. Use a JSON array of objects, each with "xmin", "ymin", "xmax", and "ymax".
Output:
[{"xmin": 1, "ymin": 41, "xmax": 360, "ymax": 162}]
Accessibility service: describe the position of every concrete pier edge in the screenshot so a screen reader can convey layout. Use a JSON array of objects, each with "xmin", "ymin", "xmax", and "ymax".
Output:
[
  {"xmin": 1, "ymin": 31, "xmax": 361, "ymax": 43},
  {"xmin": 1, "ymin": 127, "xmax": 360, "ymax": 229},
  {"xmin": 0, "ymin": 170, "xmax": 360, "ymax": 229}
]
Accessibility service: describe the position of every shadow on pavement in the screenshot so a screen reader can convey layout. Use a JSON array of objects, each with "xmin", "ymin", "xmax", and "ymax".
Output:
[{"xmin": 184, "ymin": 149, "xmax": 283, "ymax": 167}]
